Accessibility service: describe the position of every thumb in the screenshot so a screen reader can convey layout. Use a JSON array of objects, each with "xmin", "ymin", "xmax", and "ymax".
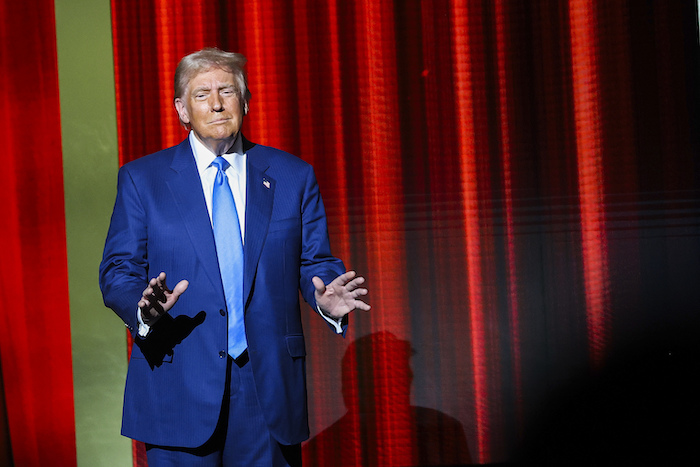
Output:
[
  {"xmin": 173, "ymin": 279, "xmax": 189, "ymax": 298},
  {"xmin": 312, "ymin": 276, "xmax": 326, "ymax": 295}
]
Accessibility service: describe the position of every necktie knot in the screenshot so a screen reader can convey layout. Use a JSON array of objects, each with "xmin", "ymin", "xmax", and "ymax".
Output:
[{"xmin": 212, "ymin": 156, "xmax": 230, "ymax": 172}]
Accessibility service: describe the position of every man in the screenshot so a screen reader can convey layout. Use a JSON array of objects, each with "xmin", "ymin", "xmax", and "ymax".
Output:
[{"xmin": 99, "ymin": 48, "xmax": 369, "ymax": 466}]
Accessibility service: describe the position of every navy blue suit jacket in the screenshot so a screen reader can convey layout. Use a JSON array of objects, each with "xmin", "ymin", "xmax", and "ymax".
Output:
[{"xmin": 99, "ymin": 137, "xmax": 345, "ymax": 447}]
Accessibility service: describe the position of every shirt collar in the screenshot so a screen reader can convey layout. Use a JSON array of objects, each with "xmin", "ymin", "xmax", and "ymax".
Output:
[{"xmin": 189, "ymin": 131, "xmax": 245, "ymax": 174}]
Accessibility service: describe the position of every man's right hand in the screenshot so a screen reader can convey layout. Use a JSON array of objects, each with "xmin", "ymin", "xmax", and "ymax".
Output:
[{"xmin": 138, "ymin": 272, "xmax": 189, "ymax": 325}]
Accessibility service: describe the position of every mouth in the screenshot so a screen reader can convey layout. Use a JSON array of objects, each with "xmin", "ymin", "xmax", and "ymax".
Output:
[{"xmin": 209, "ymin": 117, "xmax": 231, "ymax": 124}]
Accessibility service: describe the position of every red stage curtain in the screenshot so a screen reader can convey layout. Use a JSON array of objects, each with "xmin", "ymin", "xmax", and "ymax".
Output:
[
  {"xmin": 111, "ymin": 1, "xmax": 700, "ymax": 464},
  {"xmin": 0, "ymin": 1, "xmax": 77, "ymax": 466}
]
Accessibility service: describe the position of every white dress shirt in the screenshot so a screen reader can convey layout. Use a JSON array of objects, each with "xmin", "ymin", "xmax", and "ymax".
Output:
[{"xmin": 189, "ymin": 131, "xmax": 247, "ymax": 240}]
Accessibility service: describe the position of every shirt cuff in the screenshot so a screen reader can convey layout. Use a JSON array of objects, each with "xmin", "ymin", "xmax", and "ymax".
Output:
[
  {"xmin": 136, "ymin": 307, "xmax": 151, "ymax": 338},
  {"xmin": 317, "ymin": 305, "xmax": 344, "ymax": 334}
]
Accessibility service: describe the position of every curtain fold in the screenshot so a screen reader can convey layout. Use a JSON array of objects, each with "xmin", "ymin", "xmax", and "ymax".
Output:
[{"xmin": 0, "ymin": 1, "xmax": 77, "ymax": 466}]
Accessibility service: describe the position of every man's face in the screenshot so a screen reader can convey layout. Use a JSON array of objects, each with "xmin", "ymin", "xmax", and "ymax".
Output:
[{"xmin": 174, "ymin": 67, "xmax": 246, "ymax": 154}]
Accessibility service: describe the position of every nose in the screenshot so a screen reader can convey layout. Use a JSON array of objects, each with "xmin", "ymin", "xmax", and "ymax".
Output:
[{"xmin": 210, "ymin": 93, "xmax": 223, "ymax": 111}]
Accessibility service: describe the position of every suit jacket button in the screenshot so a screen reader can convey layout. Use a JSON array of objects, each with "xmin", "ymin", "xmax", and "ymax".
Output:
[
  {"xmin": 219, "ymin": 309, "xmax": 225, "ymax": 316},
  {"xmin": 219, "ymin": 350, "xmax": 226, "ymax": 358}
]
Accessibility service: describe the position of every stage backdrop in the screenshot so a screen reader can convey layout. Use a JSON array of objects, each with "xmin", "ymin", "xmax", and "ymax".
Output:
[
  {"xmin": 2, "ymin": 0, "xmax": 699, "ymax": 466},
  {"xmin": 109, "ymin": 0, "xmax": 700, "ymax": 465}
]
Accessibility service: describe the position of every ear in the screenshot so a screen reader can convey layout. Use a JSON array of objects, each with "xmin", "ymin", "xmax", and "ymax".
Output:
[
  {"xmin": 243, "ymin": 102, "xmax": 249, "ymax": 115},
  {"xmin": 174, "ymin": 98, "xmax": 190, "ymax": 124}
]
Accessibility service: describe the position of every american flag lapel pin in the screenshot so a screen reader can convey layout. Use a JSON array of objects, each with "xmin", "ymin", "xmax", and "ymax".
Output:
[{"xmin": 263, "ymin": 178, "xmax": 270, "ymax": 189}]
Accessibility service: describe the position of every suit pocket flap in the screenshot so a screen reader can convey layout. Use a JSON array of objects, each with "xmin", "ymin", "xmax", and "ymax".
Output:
[
  {"xmin": 285, "ymin": 335, "xmax": 306, "ymax": 358},
  {"xmin": 268, "ymin": 217, "xmax": 301, "ymax": 234}
]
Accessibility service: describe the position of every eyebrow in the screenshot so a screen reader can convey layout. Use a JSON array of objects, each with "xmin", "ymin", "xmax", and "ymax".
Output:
[{"xmin": 191, "ymin": 84, "xmax": 236, "ymax": 95}]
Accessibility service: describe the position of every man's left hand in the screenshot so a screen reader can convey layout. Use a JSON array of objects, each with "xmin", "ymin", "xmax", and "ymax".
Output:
[{"xmin": 313, "ymin": 270, "xmax": 370, "ymax": 320}]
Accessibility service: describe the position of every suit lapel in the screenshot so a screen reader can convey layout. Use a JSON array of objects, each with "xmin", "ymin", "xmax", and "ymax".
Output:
[
  {"xmin": 166, "ymin": 140, "xmax": 223, "ymax": 295},
  {"xmin": 244, "ymin": 145, "xmax": 274, "ymax": 307}
]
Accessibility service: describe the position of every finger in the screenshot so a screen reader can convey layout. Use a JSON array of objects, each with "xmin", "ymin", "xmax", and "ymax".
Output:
[
  {"xmin": 139, "ymin": 296, "xmax": 163, "ymax": 316},
  {"xmin": 335, "ymin": 270, "xmax": 357, "ymax": 285},
  {"xmin": 312, "ymin": 276, "xmax": 326, "ymax": 294},
  {"xmin": 145, "ymin": 280, "xmax": 165, "ymax": 312},
  {"xmin": 155, "ymin": 272, "xmax": 170, "ymax": 293},
  {"xmin": 352, "ymin": 288, "xmax": 368, "ymax": 297},
  {"xmin": 151, "ymin": 285, "xmax": 167, "ymax": 303},
  {"xmin": 353, "ymin": 300, "xmax": 371, "ymax": 312},
  {"xmin": 345, "ymin": 276, "xmax": 365, "ymax": 291},
  {"xmin": 142, "ymin": 285, "xmax": 156, "ymax": 304},
  {"xmin": 172, "ymin": 279, "xmax": 189, "ymax": 298},
  {"xmin": 139, "ymin": 281, "xmax": 155, "ymax": 309},
  {"xmin": 152, "ymin": 273, "xmax": 174, "ymax": 302},
  {"xmin": 145, "ymin": 276, "xmax": 163, "ymax": 301}
]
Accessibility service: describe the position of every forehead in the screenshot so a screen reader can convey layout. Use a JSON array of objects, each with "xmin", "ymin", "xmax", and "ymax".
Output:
[{"xmin": 189, "ymin": 67, "xmax": 236, "ymax": 88}]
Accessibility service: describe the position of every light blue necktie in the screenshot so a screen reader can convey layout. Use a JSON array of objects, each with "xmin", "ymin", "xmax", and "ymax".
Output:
[{"xmin": 211, "ymin": 156, "xmax": 247, "ymax": 358}]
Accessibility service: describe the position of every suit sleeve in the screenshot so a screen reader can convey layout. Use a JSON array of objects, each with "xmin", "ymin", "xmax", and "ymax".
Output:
[
  {"xmin": 297, "ymin": 166, "xmax": 346, "ymax": 318},
  {"xmin": 99, "ymin": 165, "xmax": 149, "ymax": 336}
]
